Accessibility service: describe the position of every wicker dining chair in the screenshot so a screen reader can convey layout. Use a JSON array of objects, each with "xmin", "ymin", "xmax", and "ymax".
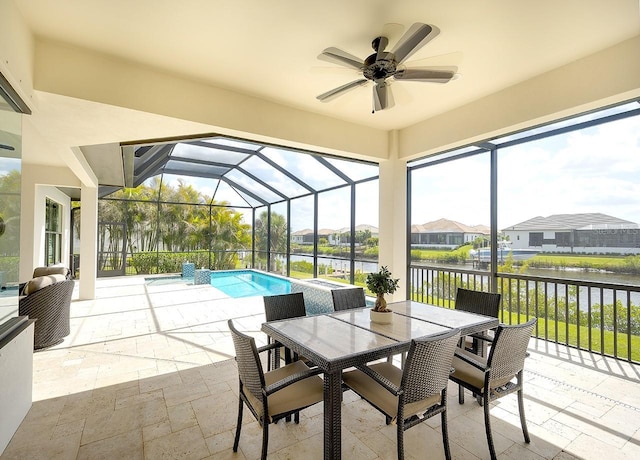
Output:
[
  {"xmin": 454, "ymin": 288, "xmax": 501, "ymax": 352},
  {"xmin": 342, "ymin": 328, "xmax": 461, "ymax": 460},
  {"xmin": 331, "ymin": 286, "xmax": 366, "ymax": 311},
  {"xmin": 263, "ymin": 292, "xmax": 307, "ymax": 370},
  {"xmin": 449, "ymin": 318, "xmax": 537, "ymax": 460},
  {"xmin": 228, "ymin": 319, "xmax": 323, "ymax": 460}
]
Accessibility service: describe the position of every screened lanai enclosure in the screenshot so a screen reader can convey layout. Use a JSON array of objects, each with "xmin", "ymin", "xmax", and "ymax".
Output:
[
  {"xmin": 92, "ymin": 136, "xmax": 380, "ymax": 285},
  {"xmin": 407, "ymin": 100, "xmax": 640, "ymax": 363}
]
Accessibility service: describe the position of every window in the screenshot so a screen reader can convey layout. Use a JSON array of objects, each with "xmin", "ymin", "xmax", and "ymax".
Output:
[
  {"xmin": 555, "ymin": 232, "xmax": 572, "ymax": 247},
  {"xmin": 529, "ymin": 232, "xmax": 543, "ymax": 247},
  {"xmin": 45, "ymin": 198, "xmax": 62, "ymax": 265}
]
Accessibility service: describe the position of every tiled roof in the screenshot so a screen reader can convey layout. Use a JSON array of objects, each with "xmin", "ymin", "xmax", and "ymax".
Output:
[
  {"xmin": 335, "ymin": 224, "xmax": 379, "ymax": 234},
  {"xmin": 291, "ymin": 228, "xmax": 314, "ymax": 236},
  {"xmin": 411, "ymin": 218, "xmax": 489, "ymax": 234},
  {"xmin": 292, "ymin": 225, "xmax": 379, "ymax": 236},
  {"xmin": 503, "ymin": 213, "xmax": 638, "ymax": 231}
]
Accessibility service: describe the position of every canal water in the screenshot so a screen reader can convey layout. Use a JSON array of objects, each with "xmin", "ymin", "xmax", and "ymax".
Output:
[
  {"xmin": 289, "ymin": 254, "xmax": 640, "ymax": 308},
  {"xmin": 431, "ymin": 262, "xmax": 640, "ymax": 308}
]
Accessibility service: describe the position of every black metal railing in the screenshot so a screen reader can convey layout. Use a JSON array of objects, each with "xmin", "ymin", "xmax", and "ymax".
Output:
[{"xmin": 410, "ymin": 264, "xmax": 640, "ymax": 363}]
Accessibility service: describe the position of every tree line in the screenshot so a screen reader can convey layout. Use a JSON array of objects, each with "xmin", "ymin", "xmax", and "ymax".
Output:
[{"xmin": 97, "ymin": 179, "xmax": 291, "ymax": 273}]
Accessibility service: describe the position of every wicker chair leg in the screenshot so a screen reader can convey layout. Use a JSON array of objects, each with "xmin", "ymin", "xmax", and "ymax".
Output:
[
  {"xmin": 441, "ymin": 408, "xmax": 452, "ymax": 460},
  {"xmin": 458, "ymin": 385, "xmax": 465, "ymax": 404},
  {"xmin": 396, "ymin": 419, "xmax": 405, "ymax": 460},
  {"xmin": 233, "ymin": 396, "xmax": 243, "ymax": 452},
  {"xmin": 483, "ymin": 392, "xmax": 497, "ymax": 460},
  {"xmin": 518, "ymin": 387, "xmax": 530, "ymax": 443},
  {"xmin": 261, "ymin": 421, "xmax": 269, "ymax": 460}
]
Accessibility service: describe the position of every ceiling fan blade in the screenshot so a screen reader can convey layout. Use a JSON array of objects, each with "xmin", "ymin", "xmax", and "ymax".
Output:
[
  {"xmin": 317, "ymin": 79, "xmax": 368, "ymax": 102},
  {"xmin": 391, "ymin": 23, "xmax": 440, "ymax": 65},
  {"xmin": 380, "ymin": 23, "xmax": 405, "ymax": 48},
  {"xmin": 318, "ymin": 47, "xmax": 364, "ymax": 70},
  {"xmin": 405, "ymin": 51, "xmax": 463, "ymax": 68},
  {"xmin": 372, "ymin": 81, "xmax": 394, "ymax": 112},
  {"xmin": 394, "ymin": 67, "xmax": 457, "ymax": 83},
  {"xmin": 375, "ymin": 36, "xmax": 389, "ymax": 62}
]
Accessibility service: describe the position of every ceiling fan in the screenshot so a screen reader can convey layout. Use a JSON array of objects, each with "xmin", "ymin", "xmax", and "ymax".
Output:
[{"xmin": 316, "ymin": 22, "xmax": 457, "ymax": 112}]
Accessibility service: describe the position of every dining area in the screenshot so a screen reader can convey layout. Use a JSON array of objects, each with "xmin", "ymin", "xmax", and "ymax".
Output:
[
  {"xmin": 3, "ymin": 274, "xmax": 637, "ymax": 459},
  {"xmin": 229, "ymin": 286, "xmax": 536, "ymax": 460}
]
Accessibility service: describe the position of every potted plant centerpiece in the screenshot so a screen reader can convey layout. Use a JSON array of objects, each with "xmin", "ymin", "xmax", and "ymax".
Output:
[{"xmin": 366, "ymin": 266, "xmax": 400, "ymax": 324}]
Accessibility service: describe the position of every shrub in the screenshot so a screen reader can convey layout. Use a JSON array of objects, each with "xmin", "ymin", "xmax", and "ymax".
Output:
[{"xmin": 0, "ymin": 256, "xmax": 19, "ymax": 284}]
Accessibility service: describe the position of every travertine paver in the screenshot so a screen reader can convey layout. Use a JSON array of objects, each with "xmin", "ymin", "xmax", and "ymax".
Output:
[{"xmin": 2, "ymin": 276, "xmax": 639, "ymax": 460}]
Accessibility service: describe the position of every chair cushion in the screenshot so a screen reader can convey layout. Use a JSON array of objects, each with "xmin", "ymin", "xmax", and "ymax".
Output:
[
  {"xmin": 244, "ymin": 360, "xmax": 323, "ymax": 422},
  {"xmin": 451, "ymin": 349, "xmax": 515, "ymax": 392},
  {"xmin": 33, "ymin": 266, "xmax": 70, "ymax": 278},
  {"xmin": 21, "ymin": 274, "xmax": 67, "ymax": 296},
  {"xmin": 342, "ymin": 362, "xmax": 441, "ymax": 423}
]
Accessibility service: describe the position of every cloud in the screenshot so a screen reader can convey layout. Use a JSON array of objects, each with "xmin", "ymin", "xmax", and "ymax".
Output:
[{"xmin": 411, "ymin": 113, "xmax": 640, "ymax": 228}]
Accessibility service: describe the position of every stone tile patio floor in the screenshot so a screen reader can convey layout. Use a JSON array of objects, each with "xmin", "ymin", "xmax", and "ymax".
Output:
[{"xmin": 2, "ymin": 275, "xmax": 640, "ymax": 459}]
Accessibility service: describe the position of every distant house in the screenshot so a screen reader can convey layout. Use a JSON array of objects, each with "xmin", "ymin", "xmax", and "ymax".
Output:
[
  {"xmin": 318, "ymin": 228, "xmax": 336, "ymax": 244},
  {"xmin": 502, "ymin": 213, "xmax": 640, "ymax": 254},
  {"xmin": 334, "ymin": 224, "xmax": 379, "ymax": 246},
  {"xmin": 291, "ymin": 228, "xmax": 314, "ymax": 244},
  {"xmin": 291, "ymin": 225, "xmax": 379, "ymax": 245},
  {"xmin": 411, "ymin": 218, "xmax": 489, "ymax": 249}
]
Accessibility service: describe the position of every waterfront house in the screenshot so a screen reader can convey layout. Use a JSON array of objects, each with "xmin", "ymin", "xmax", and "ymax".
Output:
[
  {"xmin": 411, "ymin": 218, "xmax": 489, "ymax": 249},
  {"xmin": 503, "ymin": 213, "xmax": 640, "ymax": 255}
]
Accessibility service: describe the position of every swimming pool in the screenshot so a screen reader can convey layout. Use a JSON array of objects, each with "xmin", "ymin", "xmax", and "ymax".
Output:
[
  {"xmin": 146, "ymin": 270, "xmax": 291, "ymax": 298},
  {"xmin": 211, "ymin": 270, "xmax": 291, "ymax": 298}
]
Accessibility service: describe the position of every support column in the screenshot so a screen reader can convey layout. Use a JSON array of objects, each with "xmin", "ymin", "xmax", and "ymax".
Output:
[
  {"xmin": 79, "ymin": 185, "xmax": 97, "ymax": 300},
  {"xmin": 378, "ymin": 130, "xmax": 407, "ymax": 302}
]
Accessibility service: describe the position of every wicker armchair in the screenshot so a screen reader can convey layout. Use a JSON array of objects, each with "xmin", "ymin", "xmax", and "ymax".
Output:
[
  {"xmin": 342, "ymin": 328, "xmax": 461, "ymax": 460},
  {"xmin": 449, "ymin": 318, "xmax": 537, "ymax": 460},
  {"xmin": 228, "ymin": 319, "xmax": 323, "ymax": 460},
  {"xmin": 19, "ymin": 279, "xmax": 74, "ymax": 350},
  {"xmin": 331, "ymin": 286, "xmax": 366, "ymax": 311}
]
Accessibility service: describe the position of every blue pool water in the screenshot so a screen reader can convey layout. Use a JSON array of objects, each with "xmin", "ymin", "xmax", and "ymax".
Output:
[
  {"xmin": 146, "ymin": 270, "xmax": 291, "ymax": 298},
  {"xmin": 211, "ymin": 270, "xmax": 291, "ymax": 298}
]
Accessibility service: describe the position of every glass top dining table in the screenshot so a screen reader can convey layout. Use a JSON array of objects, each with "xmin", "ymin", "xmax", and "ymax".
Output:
[{"xmin": 261, "ymin": 299, "xmax": 499, "ymax": 460}]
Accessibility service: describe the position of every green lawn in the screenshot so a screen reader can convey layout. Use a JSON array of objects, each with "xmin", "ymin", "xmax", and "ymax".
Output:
[
  {"xmin": 501, "ymin": 310, "xmax": 640, "ymax": 362},
  {"xmin": 529, "ymin": 253, "xmax": 628, "ymax": 270}
]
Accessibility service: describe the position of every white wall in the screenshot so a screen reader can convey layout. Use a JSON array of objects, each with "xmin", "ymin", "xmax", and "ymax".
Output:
[
  {"xmin": 378, "ymin": 130, "xmax": 407, "ymax": 301},
  {"xmin": 505, "ymin": 231, "xmax": 530, "ymax": 249},
  {"xmin": 33, "ymin": 39, "xmax": 388, "ymax": 161},
  {"xmin": 0, "ymin": 320, "xmax": 34, "ymax": 455},
  {"xmin": 20, "ymin": 164, "xmax": 78, "ymax": 281},
  {"xmin": 0, "ymin": 1, "xmax": 35, "ymax": 109},
  {"xmin": 400, "ymin": 36, "xmax": 640, "ymax": 161}
]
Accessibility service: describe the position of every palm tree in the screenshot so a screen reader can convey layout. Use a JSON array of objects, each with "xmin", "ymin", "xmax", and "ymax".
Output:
[
  {"xmin": 98, "ymin": 178, "xmax": 252, "ymax": 273},
  {"xmin": 254, "ymin": 210, "xmax": 288, "ymax": 271}
]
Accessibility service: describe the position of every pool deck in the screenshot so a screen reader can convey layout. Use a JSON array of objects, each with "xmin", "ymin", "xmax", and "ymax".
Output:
[{"xmin": 2, "ymin": 275, "xmax": 640, "ymax": 459}]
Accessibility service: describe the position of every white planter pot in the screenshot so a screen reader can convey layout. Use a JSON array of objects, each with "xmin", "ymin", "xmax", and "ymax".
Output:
[{"xmin": 370, "ymin": 309, "xmax": 393, "ymax": 324}]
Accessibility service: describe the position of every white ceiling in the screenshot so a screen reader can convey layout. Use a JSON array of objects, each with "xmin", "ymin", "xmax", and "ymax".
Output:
[{"xmin": 14, "ymin": 0, "xmax": 640, "ymax": 131}]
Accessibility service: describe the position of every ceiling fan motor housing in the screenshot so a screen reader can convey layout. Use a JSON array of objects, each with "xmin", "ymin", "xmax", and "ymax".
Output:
[{"xmin": 363, "ymin": 50, "xmax": 397, "ymax": 81}]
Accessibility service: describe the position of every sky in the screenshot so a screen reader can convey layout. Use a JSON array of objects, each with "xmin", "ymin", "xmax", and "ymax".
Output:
[
  {"xmin": 157, "ymin": 110, "xmax": 640, "ymax": 232},
  {"xmin": 5, "ymin": 103, "xmax": 632, "ymax": 234},
  {"xmin": 410, "ymin": 109, "xmax": 640, "ymax": 230},
  {"xmin": 161, "ymin": 145, "xmax": 381, "ymax": 232}
]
